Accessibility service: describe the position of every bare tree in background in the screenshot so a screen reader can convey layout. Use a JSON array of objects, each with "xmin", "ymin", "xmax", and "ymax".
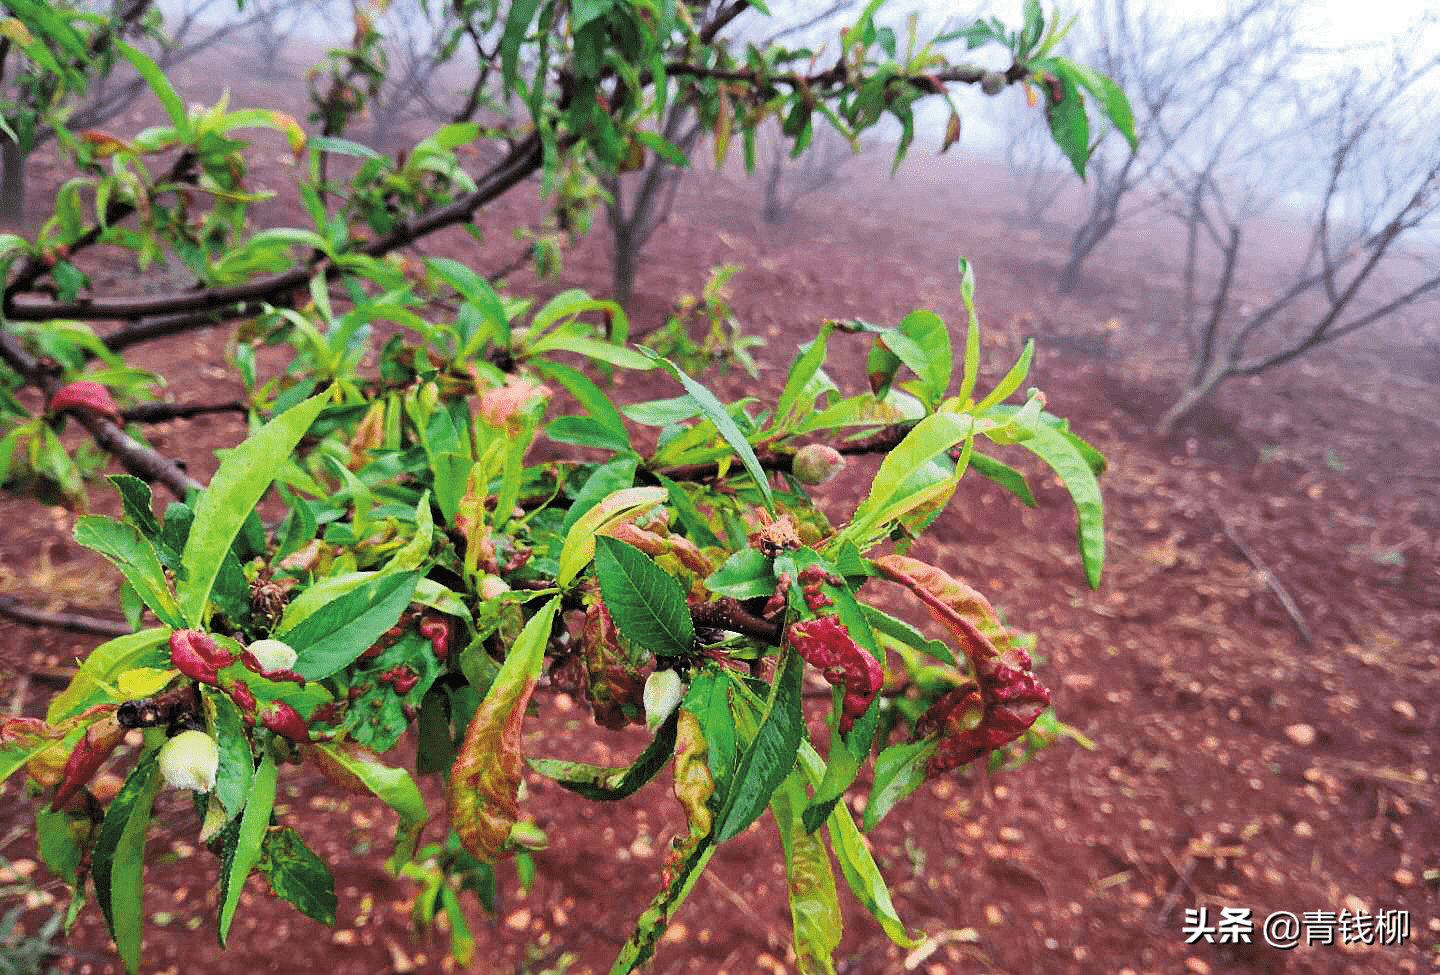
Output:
[
  {"xmin": 758, "ymin": 115, "xmax": 857, "ymax": 224},
  {"xmin": 248, "ymin": 0, "xmax": 328, "ymax": 74},
  {"xmin": 599, "ymin": 0, "xmax": 857, "ymax": 308},
  {"xmin": 1056, "ymin": 0, "xmax": 1296, "ymax": 294},
  {"xmin": 1154, "ymin": 27, "xmax": 1440, "ymax": 433},
  {"xmin": 1000, "ymin": 89, "xmax": 1072, "ymax": 225}
]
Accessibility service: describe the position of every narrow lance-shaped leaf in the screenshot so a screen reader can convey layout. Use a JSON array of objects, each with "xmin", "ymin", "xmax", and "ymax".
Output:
[
  {"xmin": 218, "ymin": 749, "xmax": 278, "ymax": 946},
  {"xmin": 643, "ymin": 349, "xmax": 774, "ymax": 514},
  {"xmin": 595, "ymin": 536, "xmax": 694, "ymax": 658},
  {"xmin": 527, "ymin": 709, "xmax": 679, "ymax": 800},
  {"xmin": 92, "ymin": 749, "xmax": 163, "ymax": 975},
  {"xmin": 448, "ymin": 597, "xmax": 560, "ymax": 862},
  {"xmin": 713, "ymin": 649, "xmax": 804, "ymax": 843},
  {"xmin": 773, "ymin": 772, "xmax": 842, "ymax": 975},
  {"xmin": 1002, "ymin": 423, "xmax": 1105, "ymax": 588},
  {"xmin": 179, "ymin": 391, "xmax": 329, "ymax": 626}
]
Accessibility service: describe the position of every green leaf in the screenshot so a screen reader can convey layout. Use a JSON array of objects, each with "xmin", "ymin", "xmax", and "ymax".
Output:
[
  {"xmin": 886, "ymin": 310, "xmax": 951, "ymax": 407},
  {"xmin": 955, "ymin": 257, "xmax": 982, "ymax": 405},
  {"xmin": 560, "ymin": 457, "xmax": 639, "ymax": 537},
  {"xmin": 1005, "ymin": 423, "xmax": 1105, "ymax": 588},
  {"xmin": 555, "ymin": 486, "xmax": 668, "ymax": 587},
  {"xmin": 772, "ymin": 772, "xmax": 842, "ymax": 974},
  {"xmin": 595, "ymin": 537, "xmax": 694, "ymax": 658},
  {"xmin": 92, "ymin": 749, "xmax": 162, "ymax": 974},
  {"xmin": 546, "ymin": 415, "xmax": 631, "ymax": 453},
  {"xmin": 537, "ymin": 362, "xmax": 629, "ymax": 444},
  {"xmin": 288, "ymin": 571, "xmax": 421, "ymax": 680},
  {"xmin": 107, "ymin": 475, "xmax": 160, "ymax": 537},
  {"xmin": 116, "ymin": 42, "xmax": 187, "ymax": 131},
  {"xmin": 973, "ymin": 338, "xmax": 1035, "ymax": 415},
  {"xmin": 634, "ymin": 130, "xmax": 690, "ymax": 167},
  {"xmin": 656, "ymin": 475, "xmax": 721, "ymax": 550},
  {"xmin": 178, "ymin": 391, "xmax": 329, "ymax": 626},
  {"xmin": 775, "ymin": 323, "xmax": 834, "ymax": 425},
  {"xmin": 644, "ymin": 350, "xmax": 774, "ymax": 514},
  {"xmin": 258, "ymin": 827, "xmax": 337, "ymax": 926},
  {"xmin": 47, "ymin": 629, "xmax": 171, "ymax": 722},
  {"xmin": 704, "ymin": 549, "xmax": 775, "ymax": 600},
  {"xmin": 527, "ymin": 710, "xmax": 679, "ymax": 800},
  {"xmin": 850, "ymin": 412, "xmax": 972, "ymax": 538},
  {"xmin": 713, "ymin": 649, "xmax": 804, "ymax": 843},
  {"xmin": 823, "ymin": 796, "xmax": 923, "ymax": 949},
  {"xmin": 309, "ymin": 742, "xmax": 426, "ymax": 828},
  {"xmin": 683, "ymin": 669, "xmax": 739, "ymax": 796},
  {"xmin": 202, "ymin": 687, "xmax": 253, "ymax": 819},
  {"xmin": 863, "ymin": 739, "xmax": 938, "ymax": 832},
  {"xmin": 610, "ymin": 836, "xmax": 716, "ymax": 974},
  {"xmin": 73, "ymin": 517, "xmax": 183, "ymax": 628},
  {"xmin": 968, "ymin": 451, "xmax": 1036, "ymax": 507},
  {"xmin": 501, "ymin": 0, "xmax": 545, "ymax": 90},
  {"xmin": 218, "ymin": 749, "xmax": 278, "ymax": 946},
  {"xmin": 1039, "ymin": 62, "xmax": 1092, "ymax": 178}
]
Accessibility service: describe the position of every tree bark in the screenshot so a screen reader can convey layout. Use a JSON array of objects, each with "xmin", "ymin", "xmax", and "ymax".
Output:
[
  {"xmin": 1155, "ymin": 368, "xmax": 1226, "ymax": 436},
  {"xmin": 0, "ymin": 136, "xmax": 25, "ymax": 220}
]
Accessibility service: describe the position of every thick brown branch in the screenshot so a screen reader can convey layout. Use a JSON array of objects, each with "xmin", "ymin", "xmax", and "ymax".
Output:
[
  {"xmin": 0, "ymin": 597, "xmax": 131, "ymax": 637},
  {"xmin": 121, "ymin": 400, "xmax": 248, "ymax": 423},
  {"xmin": 691, "ymin": 597, "xmax": 782, "ymax": 645},
  {"xmin": 0, "ymin": 325, "xmax": 200, "ymax": 499},
  {"xmin": 6, "ymin": 133, "xmax": 546, "ymax": 325}
]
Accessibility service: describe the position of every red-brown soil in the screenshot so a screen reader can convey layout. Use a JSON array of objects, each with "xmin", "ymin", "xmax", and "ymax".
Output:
[{"xmin": 2, "ymin": 55, "xmax": 1437, "ymax": 975}]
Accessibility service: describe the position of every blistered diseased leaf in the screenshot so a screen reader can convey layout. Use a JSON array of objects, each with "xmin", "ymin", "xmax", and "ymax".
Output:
[
  {"xmin": 50, "ymin": 712, "xmax": 125, "ymax": 810},
  {"xmin": 50, "ymin": 381, "xmax": 123, "ymax": 423},
  {"xmin": 449, "ymin": 598, "xmax": 559, "ymax": 863},
  {"xmin": 787, "ymin": 618, "xmax": 882, "ymax": 734},
  {"xmin": 872, "ymin": 555, "xmax": 1051, "ymax": 776},
  {"xmin": 580, "ymin": 594, "xmax": 645, "ymax": 729}
]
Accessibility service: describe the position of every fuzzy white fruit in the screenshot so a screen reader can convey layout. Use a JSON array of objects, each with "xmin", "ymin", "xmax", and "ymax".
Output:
[
  {"xmin": 157, "ymin": 730, "xmax": 220, "ymax": 792},
  {"xmin": 643, "ymin": 669, "xmax": 685, "ymax": 730},
  {"xmin": 247, "ymin": 638, "xmax": 298, "ymax": 673}
]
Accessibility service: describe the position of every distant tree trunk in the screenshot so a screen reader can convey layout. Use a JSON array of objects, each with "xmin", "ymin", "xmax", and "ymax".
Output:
[
  {"xmin": 612, "ymin": 223, "xmax": 638, "ymax": 311},
  {"xmin": 0, "ymin": 137, "xmax": 25, "ymax": 219}
]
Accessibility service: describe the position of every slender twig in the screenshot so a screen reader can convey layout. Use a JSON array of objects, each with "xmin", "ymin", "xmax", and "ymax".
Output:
[
  {"xmin": 0, "ymin": 597, "xmax": 131, "ymax": 637},
  {"xmin": 1213, "ymin": 507, "xmax": 1315, "ymax": 646},
  {"xmin": 650, "ymin": 421, "xmax": 916, "ymax": 484}
]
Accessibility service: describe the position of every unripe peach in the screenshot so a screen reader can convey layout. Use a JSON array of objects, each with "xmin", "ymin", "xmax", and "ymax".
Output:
[
  {"xmin": 792, "ymin": 444, "xmax": 846, "ymax": 486},
  {"xmin": 981, "ymin": 71, "xmax": 1006, "ymax": 96},
  {"xmin": 158, "ymin": 730, "xmax": 219, "ymax": 792}
]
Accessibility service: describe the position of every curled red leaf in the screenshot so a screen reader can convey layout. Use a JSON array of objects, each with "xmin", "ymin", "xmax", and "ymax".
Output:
[
  {"xmin": 170, "ymin": 629, "xmax": 232, "ymax": 685},
  {"xmin": 51, "ymin": 713, "xmax": 126, "ymax": 810},
  {"xmin": 259, "ymin": 700, "xmax": 311, "ymax": 742},
  {"xmin": 873, "ymin": 555, "xmax": 1052, "ymax": 776},
  {"xmin": 49, "ymin": 382, "xmax": 123, "ymax": 424},
  {"xmin": 787, "ymin": 616, "xmax": 884, "ymax": 733}
]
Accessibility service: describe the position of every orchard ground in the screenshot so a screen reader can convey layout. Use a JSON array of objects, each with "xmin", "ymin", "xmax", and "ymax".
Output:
[{"xmin": 1, "ymin": 60, "xmax": 1438, "ymax": 975}]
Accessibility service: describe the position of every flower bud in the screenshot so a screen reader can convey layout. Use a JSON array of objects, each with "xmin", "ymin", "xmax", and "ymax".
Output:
[
  {"xmin": 981, "ymin": 71, "xmax": 1007, "ymax": 96},
  {"xmin": 791, "ymin": 444, "xmax": 846, "ymax": 486},
  {"xmin": 643, "ymin": 669, "xmax": 685, "ymax": 730},
  {"xmin": 157, "ymin": 730, "xmax": 220, "ymax": 792},
  {"xmin": 245, "ymin": 639, "xmax": 298, "ymax": 674}
]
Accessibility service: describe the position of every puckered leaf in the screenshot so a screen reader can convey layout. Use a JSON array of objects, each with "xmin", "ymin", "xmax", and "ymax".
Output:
[{"xmin": 448, "ymin": 597, "xmax": 559, "ymax": 862}]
